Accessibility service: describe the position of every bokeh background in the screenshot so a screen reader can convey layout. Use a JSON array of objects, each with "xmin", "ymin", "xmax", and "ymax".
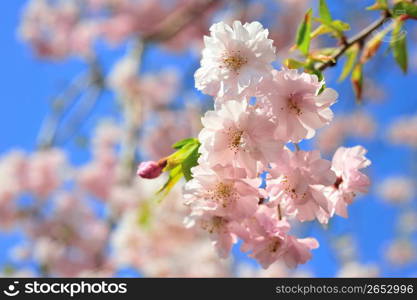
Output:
[{"xmin": 0, "ymin": 0, "xmax": 416, "ymax": 277}]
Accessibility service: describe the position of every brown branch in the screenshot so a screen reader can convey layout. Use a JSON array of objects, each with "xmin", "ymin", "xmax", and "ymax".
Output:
[{"xmin": 316, "ymin": 11, "xmax": 391, "ymax": 71}]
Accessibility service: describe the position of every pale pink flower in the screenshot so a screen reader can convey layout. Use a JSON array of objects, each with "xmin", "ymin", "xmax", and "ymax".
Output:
[
  {"xmin": 312, "ymin": 146, "xmax": 371, "ymax": 219},
  {"xmin": 237, "ymin": 206, "xmax": 319, "ymax": 269},
  {"xmin": 266, "ymin": 148, "xmax": 336, "ymax": 223},
  {"xmin": 260, "ymin": 68, "xmax": 338, "ymax": 142},
  {"xmin": 194, "ymin": 21, "xmax": 276, "ymax": 98},
  {"xmin": 184, "ymin": 163, "xmax": 261, "ymax": 221},
  {"xmin": 199, "ymin": 100, "xmax": 282, "ymax": 177},
  {"xmin": 328, "ymin": 146, "xmax": 371, "ymax": 218},
  {"xmin": 185, "ymin": 214, "xmax": 238, "ymax": 259}
]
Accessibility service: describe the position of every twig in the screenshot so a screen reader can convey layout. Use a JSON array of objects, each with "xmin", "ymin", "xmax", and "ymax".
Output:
[{"xmin": 316, "ymin": 11, "xmax": 391, "ymax": 71}]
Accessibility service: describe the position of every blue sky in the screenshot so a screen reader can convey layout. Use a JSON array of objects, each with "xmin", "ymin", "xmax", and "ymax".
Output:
[{"xmin": 1, "ymin": 0, "xmax": 417, "ymax": 277}]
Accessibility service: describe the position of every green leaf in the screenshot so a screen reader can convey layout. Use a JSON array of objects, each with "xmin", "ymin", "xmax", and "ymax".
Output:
[
  {"xmin": 155, "ymin": 137, "xmax": 201, "ymax": 201},
  {"xmin": 182, "ymin": 146, "xmax": 200, "ymax": 181},
  {"xmin": 165, "ymin": 138, "xmax": 200, "ymax": 170},
  {"xmin": 319, "ymin": 0, "xmax": 332, "ymax": 22},
  {"xmin": 339, "ymin": 44, "xmax": 359, "ymax": 82},
  {"xmin": 351, "ymin": 63, "xmax": 364, "ymax": 101},
  {"xmin": 155, "ymin": 164, "xmax": 183, "ymax": 202},
  {"xmin": 361, "ymin": 26, "xmax": 390, "ymax": 63},
  {"xmin": 391, "ymin": 20, "xmax": 408, "ymax": 73},
  {"xmin": 172, "ymin": 138, "xmax": 197, "ymax": 150},
  {"xmin": 312, "ymin": 18, "xmax": 350, "ymax": 38},
  {"xmin": 367, "ymin": 0, "xmax": 388, "ymax": 11},
  {"xmin": 393, "ymin": 2, "xmax": 417, "ymax": 18},
  {"xmin": 284, "ymin": 58, "xmax": 305, "ymax": 69},
  {"xmin": 295, "ymin": 8, "xmax": 313, "ymax": 55}
]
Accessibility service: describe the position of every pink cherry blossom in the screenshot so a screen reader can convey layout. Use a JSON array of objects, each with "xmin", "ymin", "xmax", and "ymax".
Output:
[
  {"xmin": 184, "ymin": 162, "xmax": 261, "ymax": 222},
  {"xmin": 323, "ymin": 146, "xmax": 371, "ymax": 218},
  {"xmin": 266, "ymin": 148, "xmax": 336, "ymax": 223},
  {"xmin": 237, "ymin": 206, "xmax": 319, "ymax": 269},
  {"xmin": 194, "ymin": 21, "xmax": 276, "ymax": 98},
  {"xmin": 259, "ymin": 68, "xmax": 338, "ymax": 142},
  {"xmin": 199, "ymin": 100, "xmax": 282, "ymax": 177}
]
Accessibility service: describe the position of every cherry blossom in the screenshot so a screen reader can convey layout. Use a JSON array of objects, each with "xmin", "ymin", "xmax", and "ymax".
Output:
[
  {"xmin": 266, "ymin": 148, "xmax": 336, "ymax": 223},
  {"xmin": 199, "ymin": 100, "xmax": 282, "ymax": 177},
  {"xmin": 194, "ymin": 21, "xmax": 276, "ymax": 98},
  {"xmin": 328, "ymin": 146, "xmax": 371, "ymax": 218},
  {"xmin": 260, "ymin": 68, "xmax": 338, "ymax": 142},
  {"xmin": 237, "ymin": 206, "xmax": 319, "ymax": 269}
]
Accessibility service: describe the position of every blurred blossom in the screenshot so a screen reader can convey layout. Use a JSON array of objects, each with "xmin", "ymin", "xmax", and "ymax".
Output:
[
  {"xmin": 397, "ymin": 212, "xmax": 417, "ymax": 234},
  {"xmin": 385, "ymin": 239, "xmax": 417, "ymax": 266},
  {"xmin": 237, "ymin": 262, "xmax": 313, "ymax": 278},
  {"xmin": 26, "ymin": 149, "xmax": 67, "ymax": 198},
  {"xmin": 111, "ymin": 177, "xmax": 231, "ymax": 277},
  {"xmin": 388, "ymin": 115, "xmax": 417, "ymax": 148},
  {"xmin": 378, "ymin": 177, "xmax": 415, "ymax": 204},
  {"xmin": 317, "ymin": 112, "xmax": 376, "ymax": 154},
  {"xmin": 27, "ymin": 193, "xmax": 112, "ymax": 277},
  {"xmin": 337, "ymin": 262, "xmax": 379, "ymax": 278},
  {"xmin": 142, "ymin": 110, "xmax": 197, "ymax": 159}
]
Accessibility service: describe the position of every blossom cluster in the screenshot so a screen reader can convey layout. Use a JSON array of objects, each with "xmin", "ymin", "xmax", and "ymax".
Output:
[{"xmin": 183, "ymin": 21, "xmax": 371, "ymax": 269}]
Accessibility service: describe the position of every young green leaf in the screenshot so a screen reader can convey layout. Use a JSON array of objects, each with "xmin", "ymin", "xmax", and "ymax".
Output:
[
  {"xmin": 351, "ymin": 63, "xmax": 364, "ymax": 101},
  {"xmin": 338, "ymin": 44, "xmax": 359, "ymax": 82},
  {"xmin": 312, "ymin": 18, "xmax": 350, "ymax": 39},
  {"xmin": 393, "ymin": 2, "xmax": 417, "ymax": 19},
  {"xmin": 367, "ymin": 0, "xmax": 388, "ymax": 11},
  {"xmin": 155, "ymin": 164, "xmax": 183, "ymax": 202},
  {"xmin": 295, "ymin": 8, "xmax": 313, "ymax": 55},
  {"xmin": 181, "ymin": 146, "xmax": 200, "ymax": 181},
  {"xmin": 172, "ymin": 137, "xmax": 198, "ymax": 150},
  {"xmin": 319, "ymin": 0, "xmax": 332, "ymax": 22},
  {"xmin": 155, "ymin": 137, "xmax": 201, "ymax": 201},
  {"xmin": 391, "ymin": 20, "xmax": 408, "ymax": 73},
  {"xmin": 361, "ymin": 26, "xmax": 390, "ymax": 63},
  {"xmin": 284, "ymin": 58, "xmax": 306, "ymax": 69}
]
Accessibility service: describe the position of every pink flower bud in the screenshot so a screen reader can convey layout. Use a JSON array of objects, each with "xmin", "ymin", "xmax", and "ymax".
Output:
[{"xmin": 137, "ymin": 160, "xmax": 165, "ymax": 179}]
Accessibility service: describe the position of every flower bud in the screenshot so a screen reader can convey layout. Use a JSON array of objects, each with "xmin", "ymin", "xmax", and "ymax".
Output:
[{"xmin": 136, "ymin": 159, "xmax": 166, "ymax": 179}]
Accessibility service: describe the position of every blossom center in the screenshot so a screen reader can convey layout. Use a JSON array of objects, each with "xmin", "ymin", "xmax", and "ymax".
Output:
[
  {"xmin": 287, "ymin": 94, "xmax": 303, "ymax": 116},
  {"xmin": 281, "ymin": 175, "xmax": 307, "ymax": 203},
  {"xmin": 209, "ymin": 182, "xmax": 238, "ymax": 208},
  {"xmin": 221, "ymin": 51, "xmax": 248, "ymax": 72},
  {"xmin": 268, "ymin": 238, "xmax": 283, "ymax": 253},
  {"xmin": 201, "ymin": 216, "xmax": 228, "ymax": 234},
  {"xmin": 226, "ymin": 127, "xmax": 244, "ymax": 152}
]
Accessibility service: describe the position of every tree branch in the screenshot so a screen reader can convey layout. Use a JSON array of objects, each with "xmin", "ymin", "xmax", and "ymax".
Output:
[{"xmin": 316, "ymin": 11, "xmax": 391, "ymax": 71}]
